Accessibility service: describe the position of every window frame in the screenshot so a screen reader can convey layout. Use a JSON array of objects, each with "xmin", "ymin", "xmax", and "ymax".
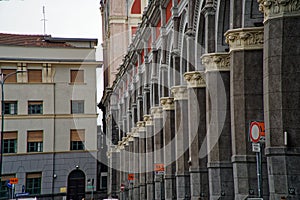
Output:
[
  {"xmin": 28, "ymin": 101, "xmax": 43, "ymax": 115},
  {"xmin": 71, "ymin": 100, "xmax": 84, "ymax": 114},
  {"xmin": 3, "ymin": 131, "xmax": 17, "ymax": 154},
  {"xmin": 27, "ymin": 130, "xmax": 43, "ymax": 153},
  {"xmin": 70, "ymin": 129, "xmax": 85, "ymax": 151},
  {"xmin": 4, "ymin": 101, "xmax": 18, "ymax": 115},
  {"xmin": 26, "ymin": 173, "xmax": 42, "ymax": 195},
  {"xmin": 27, "ymin": 69, "xmax": 42, "ymax": 83}
]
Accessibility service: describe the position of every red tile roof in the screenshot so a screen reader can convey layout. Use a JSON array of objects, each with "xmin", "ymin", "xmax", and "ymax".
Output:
[{"xmin": 0, "ymin": 33, "xmax": 74, "ymax": 48}]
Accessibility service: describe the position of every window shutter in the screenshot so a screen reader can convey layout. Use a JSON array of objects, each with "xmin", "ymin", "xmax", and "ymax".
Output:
[
  {"xmin": 28, "ymin": 69, "xmax": 42, "ymax": 83},
  {"xmin": 70, "ymin": 70, "xmax": 84, "ymax": 83},
  {"xmin": 27, "ymin": 131, "xmax": 43, "ymax": 142},
  {"xmin": 27, "ymin": 173, "xmax": 42, "ymax": 179},
  {"xmin": 71, "ymin": 129, "xmax": 85, "ymax": 141},
  {"xmin": 4, "ymin": 131, "xmax": 17, "ymax": 140},
  {"xmin": 28, "ymin": 101, "xmax": 43, "ymax": 105},
  {"xmin": 1, "ymin": 69, "xmax": 17, "ymax": 83}
]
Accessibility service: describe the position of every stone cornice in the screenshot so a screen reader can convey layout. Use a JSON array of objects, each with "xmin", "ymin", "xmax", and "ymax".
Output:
[
  {"xmin": 143, "ymin": 115, "xmax": 153, "ymax": 126},
  {"xmin": 184, "ymin": 72, "xmax": 206, "ymax": 88},
  {"xmin": 160, "ymin": 97, "xmax": 175, "ymax": 110},
  {"xmin": 201, "ymin": 53, "xmax": 230, "ymax": 72},
  {"xmin": 225, "ymin": 27, "xmax": 264, "ymax": 52},
  {"xmin": 258, "ymin": 0, "xmax": 300, "ymax": 21},
  {"xmin": 151, "ymin": 106, "xmax": 163, "ymax": 119},
  {"xmin": 171, "ymin": 85, "xmax": 188, "ymax": 100}
]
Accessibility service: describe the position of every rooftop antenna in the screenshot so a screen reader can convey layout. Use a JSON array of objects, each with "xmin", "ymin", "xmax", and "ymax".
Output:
[{"xmin": 41, "ymin": 6, "xmax": 47, "ymax": 35}]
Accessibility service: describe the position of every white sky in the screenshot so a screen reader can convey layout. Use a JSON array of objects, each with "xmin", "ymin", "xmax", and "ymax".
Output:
[{"xmin": 0, "ymin": 0, "xmax": 104, "ymax": 125}]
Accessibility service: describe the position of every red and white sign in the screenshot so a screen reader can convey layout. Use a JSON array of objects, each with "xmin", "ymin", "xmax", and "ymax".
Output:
[
  {"xmin": 250, "ymin": 121, "xmax": 265, "ymax": 143},
  {"xmin": 120, "ymin": 183, "xmax": 125, "ymax": 192}
]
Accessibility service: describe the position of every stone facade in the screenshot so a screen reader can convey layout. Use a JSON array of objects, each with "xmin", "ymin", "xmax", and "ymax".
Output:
[{"xmin": 100, "ymin": 0, "xmax": 300, "ymax": 199}]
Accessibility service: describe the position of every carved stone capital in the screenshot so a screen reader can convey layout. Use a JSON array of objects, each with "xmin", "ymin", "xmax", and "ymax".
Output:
[
  {"xmin": 143, "ymin": 114, "xmax": 153, "ymax": 126},
  {"xmin": 136, "ymin": 121, "xmax": 146, "ymax": 132},
  {"xmin": 201, "ymin": 53, "xmax": 230, "ymax": 72},
  {"xmin": 225, "ymin": 27, "xmax": 264, "ymax": 51},
  {"xmin": 131, "ymin": 127, "xmax": 139, "ymax": 138},
  {"xmin": 171, "ymin": 85, "xmax": 188, "ymax": 100},
  {"xmin": 151, "ymin": 106, "xmax": 163, "ymax": 119},
  {"xmin": 184, "ymin": 72, "xmax": 206, "ymax": 88},
  {"xmin": 160, "ymin": 97, "xmax": 175, "ymax": 110},
  {"xmin": 258, "ymin": 0, "xmax": 300, "ymax": 21}
]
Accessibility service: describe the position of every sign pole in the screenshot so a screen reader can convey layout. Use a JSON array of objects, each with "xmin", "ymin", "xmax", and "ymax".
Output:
[{"xmin": 255, "ymin": 142, "xmax": 262, "ymax": 198}]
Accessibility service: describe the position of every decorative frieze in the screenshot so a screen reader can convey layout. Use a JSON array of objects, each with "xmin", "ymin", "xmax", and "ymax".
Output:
[
  {"xmin": 258, "ymin": 0, "xmax": 300, "ymax": 21},
  {"xmin": 184, "ymin": 72, "xmax": 206, "ymax": 88},
  {"xmin": 171, "ymin": 85, "xmax": 188, "ymax": 100},
  {"xmin": 160, "ymin": 97, "xmax": 175, "ymax": 110},
  {"xmin": 151, "ymin": 106, "xmax": 163, "ymax": 119},
  {"xmin": 143, "ymin": 114, "xmax": 153, "ymax": 126},
  {"xmin": 224, "ymin": 27, "xmax": 264, "ymax": 51},
  {"xmin": 201, "ymin": 53, "xmax": 230, "ymax": 72}
]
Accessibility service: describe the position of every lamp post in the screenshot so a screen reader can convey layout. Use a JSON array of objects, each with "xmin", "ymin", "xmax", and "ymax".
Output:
[{"xmin": 0, "ymin": 70, "xmax": 25, "ymax": 187}]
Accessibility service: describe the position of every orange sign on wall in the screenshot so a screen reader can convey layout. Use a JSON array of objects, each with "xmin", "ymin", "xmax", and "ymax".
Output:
[
  {"xmin": 9, "ymin": 178, "xmax": 18, "ymax": 184},
  {"xmin": 154, "ymin": 164, "xmax": 164, "ymax": 172},
  {"xmin": 128, "ymin": 174, "xmax": 134, "ymax": 181}
]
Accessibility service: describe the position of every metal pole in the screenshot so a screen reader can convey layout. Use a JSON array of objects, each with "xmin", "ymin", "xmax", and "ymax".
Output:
[
  {"xmin": 256, "ymin": 142, "xmax": 262, "ymax": 198},
  {"xmin": 0, "ymin": 74, "xmax": 4, "ymax": 186}
]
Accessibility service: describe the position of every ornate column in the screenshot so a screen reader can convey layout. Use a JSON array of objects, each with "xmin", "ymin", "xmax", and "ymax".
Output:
[
  {"xmin": 160, "ymin": 97, "xmax": 177, "ymax": 200},
  {"xmin": 110, "ymin": 145, "xmax": 121, "ymax": 199},
  {"xmin": 137, "ymin": 121, "xmax": 147, "ymax": 199},
  {"xmin": 171, "ymin": 85, "xmax": 190, "ymax": 199},
  {"xmin": 151, "ymin": 106, "xmax": 165, "ymax": 200},
  {"xmin": 258, "ymin": 2, "xmax": 300, "ymax": 200},
  {"xmin": 202, "ymin": 2, "xmax": 216, "ymax": 53},
  {"xmin": 184, "ymin": 72, "xmax": 208, "ymax": 200},
  {"xmin": 144, "ymin": 114, "xmax": 155, "ymax": 200},
  {"xmin": 123, "ymin": 138, "xmax": 130, "ymax": 200},
  {"xmin": 201, "ymin": 53, "xmax": 234, "ymax": 200},
  {"xmin": 225, "ymin": 27, "xmax": 268, "ymax": 199}
]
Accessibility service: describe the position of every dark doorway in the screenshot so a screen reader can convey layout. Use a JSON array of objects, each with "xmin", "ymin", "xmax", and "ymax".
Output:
[{"xmin": 67, "ymin": 169, "xmax": 85, "ymax": 200}]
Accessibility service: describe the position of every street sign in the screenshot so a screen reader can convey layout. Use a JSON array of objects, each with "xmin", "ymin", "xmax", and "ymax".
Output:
[
  {"xmin": 128, "ymin": 174, "xmax": 134, "ymax": 181},
  {"xmin": 9, "ymin": 177, "xmax": 18, "ymax": 184},
  {"xmin": 250, "ymin": 121, "xmax": 265, "ymax": 143},
  {"xmin": 252, "ymin": 143, "xmax": 261, "ymax": 152},
  {"xmin": 120, "ymin": 183, "xmax": 125, "ymax": 192},
  {"xmin": 154, "ymin": 163, "xmax": 164, "ymax": 172}
]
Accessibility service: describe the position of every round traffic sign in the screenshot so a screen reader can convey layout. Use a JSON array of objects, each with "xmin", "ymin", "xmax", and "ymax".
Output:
[{"xmin": 250, "ymin": 121, "xmax": 264, "ymax": 143}]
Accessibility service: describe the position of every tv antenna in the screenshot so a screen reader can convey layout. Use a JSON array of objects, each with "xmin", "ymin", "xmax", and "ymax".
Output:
[{"xmin": 41, "ymin": 6, "xmax": 48, "ymax": 35}]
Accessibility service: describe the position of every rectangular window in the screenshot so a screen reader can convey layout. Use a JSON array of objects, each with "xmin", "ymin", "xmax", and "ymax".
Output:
[
  {"xmin": 4, "ymin": 101, "xmax": 17, "ymax": 115},
  {"xmin": 1, "ymin": 69, "xmax": 17, "ymax": 83},
  {"xmin": 26, "ymin": 173, "xmax": 42, "ymax": 195},
  {"xmin": 70, "ymin": 129, "xmax": 85, "ymax": 150},
  {"xmin": 28, "ymin": 69, "xmax": 42, "ymax": 83},
  {"xmin": 3, "ymin": 131, "xmax": 17, "ymax": 154},
  {"xmin": 0, "ymin": 174, "xmax": 15, "ymax": 198},
  {"xmin": 27, "ymin": 131, "xmax": 43, "ymax": 152},
  {"xmin": 70, "ymin": 70, "xmax": 84, "ymax": 83},
  {"xmin": 28, "ymin": 101, "xmax": 43, "ymax": 114},
  {"xmin": 71, "ymin": 100, "xmax": 84, "ymax": 114}
]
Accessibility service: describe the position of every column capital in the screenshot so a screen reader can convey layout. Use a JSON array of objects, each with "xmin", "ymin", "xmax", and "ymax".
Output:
[
  {"xmin": 225, "ymin": 27, "xmax": 264, "ymax": 52},
  {"xmin": 131, "ymin": 127, "xmax": 139, "ymax": 138},
  {"xmin": 143, "ymin": 114, "xmax": 153, "ymax": 126},
  {"xmin": 160, "ymin": 97, "xmax": 175, "ymax": 110},
  {"xmin": 201, "ymin": 53, "xmax": 230, "ymax": 72},
  {"xmin": 184, "ymin": 71, "xmax": 206, "ymax": 88},
  {"xmin": 137, "ymin": 121, "xmax": 146, "ymax": 132},
  {"xmin": 258, "ymin": 0, "xmax": 300, "ymax": 21},
  {"xmin": 151, "ymin": 106, "xmax": 163, "ymax": 119},
  {"xmin": 171, "ymin": 85, "xmax": 188, "ymax": 100}
]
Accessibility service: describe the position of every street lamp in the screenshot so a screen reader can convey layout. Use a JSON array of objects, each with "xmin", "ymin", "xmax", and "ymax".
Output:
[{"xmin": 0, "ymin": 70, "xmax": 25, "ymax": 187}]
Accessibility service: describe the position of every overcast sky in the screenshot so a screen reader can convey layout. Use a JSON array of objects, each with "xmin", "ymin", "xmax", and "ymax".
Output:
[{"xmin": 0, "ymin": 0, "xmax": 104, "ymax": 124}]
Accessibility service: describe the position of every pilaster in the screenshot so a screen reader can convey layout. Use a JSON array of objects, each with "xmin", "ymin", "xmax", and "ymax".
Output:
[
  {"xmin": 171, "ymin": 85, "xmax": 190, "ymax": 199},
  {"xmin": 201, "ymin": 53, "xmax": 234, "ymax": 200},
  {"xmin": 184, "ymin": 71, "xmax": 209, "ymax": 200},
  {"xmin": 225, "ymin": 27, "xmax": 268, "ymax": 199}
]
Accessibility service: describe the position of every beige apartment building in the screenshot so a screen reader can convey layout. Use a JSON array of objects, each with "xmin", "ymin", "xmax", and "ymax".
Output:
[{"xmin": 0, "ymin": 33, "xmax": 100, "ymax": 200}]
